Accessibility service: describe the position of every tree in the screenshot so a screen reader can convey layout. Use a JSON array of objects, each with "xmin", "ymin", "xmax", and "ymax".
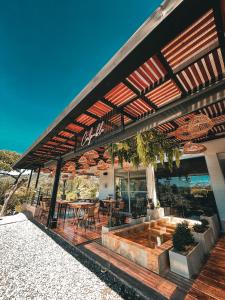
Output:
[{"xmin": 0, "ymin": 150, "xmax": 27, "ymax": 216}]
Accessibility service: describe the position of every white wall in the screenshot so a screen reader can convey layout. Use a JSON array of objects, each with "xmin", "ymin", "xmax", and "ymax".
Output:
[
  {"xmin": 146, "ymin": 165, "xmax": 157, "ymax": 206},
  {"xmin": 203, "ymin": 138, "xmax": 225, "ymax": 231},
  {"xmin": 98, "ymin": 166, "xmax": 115, "ymax": 200}
]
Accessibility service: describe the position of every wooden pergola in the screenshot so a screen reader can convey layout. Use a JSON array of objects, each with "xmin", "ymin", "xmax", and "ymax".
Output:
[{"xmin": 14, "ymin": 0, "xmax": 225, "ymax": 227}]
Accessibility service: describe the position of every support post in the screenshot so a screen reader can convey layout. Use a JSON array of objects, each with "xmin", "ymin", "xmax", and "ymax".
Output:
[
  {"xmin": 47, "ymin": 158, "xmax": 62, "ymax": 228},
  {"xmin": 26, "ymin": 170, "xmax": 33, "ymax": 191},
  {"xmin": 26, "ymin": 169, "xmax": 33, "ymax": 202},
  {"xmin": 146, "ymin": 165, "xmax": 157, "ymax": 207},
  {"xmin": 35, "ymin": 167, "xmax": 41, "ymax": 189}
]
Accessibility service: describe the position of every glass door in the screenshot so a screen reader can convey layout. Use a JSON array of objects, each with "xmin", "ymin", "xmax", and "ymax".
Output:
[{"xmin": 115, "ymin": 169, "xmax": 147, "ymax": 216}]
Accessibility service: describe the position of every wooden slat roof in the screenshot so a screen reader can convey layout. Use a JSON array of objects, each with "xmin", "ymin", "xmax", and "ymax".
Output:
[{"xmin": 14, "ymin": 0, "xmax": 225, "ymax": 169}]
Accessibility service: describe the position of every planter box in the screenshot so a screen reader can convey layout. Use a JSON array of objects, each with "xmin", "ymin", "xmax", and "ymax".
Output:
[
  {"xmin": 169, "ymin": 243, "xmax": 203, "ymax": 279},
  {"xmin": 101, "ymin": 223, "xmax": 130, "ymax": 233},
  {"xmin": 102, "ymin": 222, "xmax": 172, "ymax": 274},
  {"xmin": 163, "ymin": 207, "xmax": 171, "ymax": 216},
  {"xmin": 150, "ymin": 208, "xmax": 164, "ymax": 220},
  {"xmin": 127, "ymin": 216, "xmax": 150, "ymax": 225},
  {"xmin": 192, "ymin": 228, "xmax": 214, "ymax": 255},
  {"xmin": 200, "ymin": 214, "xmax": 220, "ymax": 242}
]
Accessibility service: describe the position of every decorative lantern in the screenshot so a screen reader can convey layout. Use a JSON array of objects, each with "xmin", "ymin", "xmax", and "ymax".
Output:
[
  {"xmin": 79, "ymin": 164, "xmax": 89, "ymax": 170},
  {"xmin": 188, "ymin": 114, "xmax": 214, "ymax": 137},
  {"xmin": 78, "ymin": 156, "xmax": 88, "ymax": 164},
  {"xmin": 183, "ymin": 142, "xmax": 207, "ymax": 154},
  {"xmin": 84, "ymin": 150, "xmax": 99, "ymax": 159},
  {"xmin": 88, "ymin": 159, "xmax": 97, "ymax": 166},
  {"xmin": 67, "ymin": 162, "xmax": 76, "ymax": 174},
  {"xmin": 97, "ymin": 160, "xmax": 110, "ymax": 170},
  {"xmin": 174, "ymin": 124, "xmax": 197, "ymax": 140}
]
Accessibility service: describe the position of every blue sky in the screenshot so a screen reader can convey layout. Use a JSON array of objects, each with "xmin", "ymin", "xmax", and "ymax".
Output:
[{"xmin": 0, "ymin": 0, "xmax": 162, "ymax": 153}]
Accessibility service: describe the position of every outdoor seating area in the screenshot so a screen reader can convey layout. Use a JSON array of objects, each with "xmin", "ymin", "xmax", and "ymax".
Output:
[
  {"xmin": 11, "ymin": 0, "xmax": 225, "ymax": 298},
  {"xmin": 33, "ymin": 197, "xmax": 127, "ymax": 245}
]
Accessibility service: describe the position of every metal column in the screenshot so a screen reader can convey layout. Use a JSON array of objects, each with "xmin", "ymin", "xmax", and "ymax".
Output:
[
  {"xmin": 27, "ymin": 170, "xmax": 33, "ymax": 191},
  {"xmin": 35, "ymin": 167, "xmax": 41, "ymax": 189},
  {"xmin": 47, "ymin": 158, "xmax": 62, "ymax": 228}
]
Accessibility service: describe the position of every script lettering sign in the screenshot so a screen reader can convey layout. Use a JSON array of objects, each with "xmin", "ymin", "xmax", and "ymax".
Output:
[{"xmin": 81, "ymin": 121, "xmax": 105, "ymax": 147}]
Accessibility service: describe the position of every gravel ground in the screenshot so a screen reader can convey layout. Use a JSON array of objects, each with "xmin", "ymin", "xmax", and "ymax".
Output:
[{"xmin": 0, "ymin": 216, "xmax": 123, "ymax": 300}]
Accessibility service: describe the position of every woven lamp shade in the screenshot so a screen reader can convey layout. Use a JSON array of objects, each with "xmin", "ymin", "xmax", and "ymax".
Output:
[
  {"xmin": 183, "ymin": 142, "xmax": 207, "ymax": 154},
  {"xmin": 97, "ymin": 160, "xmax": 110, "ymax": 170},
  {"xmin": 78, "ymin": 163, "xmax": 89, "ymax": 170},
  {"xmin": 88, "ymin": 159, "xmax": 97, "ymax": 166},
  {"xmin": 188, "ymin": 114, "xmax": 214, "ymax": 137},
  {"xmin": 78, "ymin": 156, "xmax": 88, "ymax": 164},
  {"xmin": 174, "ymin": 124, "xmax": 203, "ymax": 140},
  {"xmin": 84, "ymin": 150, "xmax": 99, "ymax": 159}
]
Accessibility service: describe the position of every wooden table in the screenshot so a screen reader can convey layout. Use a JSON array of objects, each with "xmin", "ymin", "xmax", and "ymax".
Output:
[{"xmin": 68, "ymin": 202, "xmax": 95, "ymax": 225}]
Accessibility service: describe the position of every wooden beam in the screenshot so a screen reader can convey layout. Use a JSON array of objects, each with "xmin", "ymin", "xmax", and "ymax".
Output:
[
  {"xmin": 62, "ymin": 80, "xmax": 225, "ymax": 162},
  {"xmin": 157, "ymin": 51, "xmax": 187, "ymax": 95},
  {"xmin": 100, "ymin": 97, "xmax": 136, "ymax": 121},
  {"xmin": 123, "ymin": 79, "xmax": 158, "ymax": 110},
  {"xmin": 213, "ymin": 1, "xmax": 225, "ymax": 64}
]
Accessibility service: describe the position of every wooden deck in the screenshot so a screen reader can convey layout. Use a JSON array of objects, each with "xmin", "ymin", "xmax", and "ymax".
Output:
[
  {"xmin": 53, "ymin": 214, "xmax": 108, "ymax": 245},
  {"xmin": 36, "ymin": 212, "xmax": 109, "ymax": 246},
  {"xmin": 83, "ymin": 241, "xmax": 185, "ymax": 299},
  {"xmin": 35, "ymin": 213, "xmax": 225, "ymax": 299},
  {"xmin": 186, "ymin": 236, "xmax": 225, "ymax": 300}
]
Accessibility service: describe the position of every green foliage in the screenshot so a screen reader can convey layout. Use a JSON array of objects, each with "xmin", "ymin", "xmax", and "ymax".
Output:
[
  {"xmin": 58, "ymin": 175, "xmax": 99, "ymax": 200},
  {"xmin": 108, "ymin": 129, "xmax": 182, "ymax": 172},
  {"xmin": 173, "ymin": 222, "xmax": 194, "ymax": 252},
  {"xmin": 193, "ymin": 219, "xmax": 209, "ymax": 233},
  {"xmin": 0, "ymin": 178, "xmax": 12, "ymax": 204},
  {"xmin": 203, "ymin": 207, "xmax": 214, "ymax": 217},
  {"xmin": 0, "ymin": 150, "xmax": 21, "ymax": 172}
]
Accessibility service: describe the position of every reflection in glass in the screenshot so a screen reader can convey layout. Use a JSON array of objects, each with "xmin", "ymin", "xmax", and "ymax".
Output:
[
  {"xmin": 115, "ymin": 170, "xmax": 147, "ymax": 216},
  {"xmin": 156, "ymin": 175, "xmax": 217, "ymax": 219}
]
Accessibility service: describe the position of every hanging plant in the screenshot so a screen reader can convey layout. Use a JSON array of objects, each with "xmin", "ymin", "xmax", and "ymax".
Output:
[{"xmin": 106, "ymin": 128, "xmax": 182, "ymax": 172}]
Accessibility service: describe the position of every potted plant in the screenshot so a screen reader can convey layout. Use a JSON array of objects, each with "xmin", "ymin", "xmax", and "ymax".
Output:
[
  {"xmin": 200, "ymin": 208, "xmax": 220, "ymax": 242},
  {"xmin": 169, "ymin": 222, "xmax": 203, "ymax": 279},
  {"xmin": 150, "ymin": 200, "xmax": 165, "ymax": 220},
  {"xmin": 192, "ymin": 219, "xmax": 214, "ymax": 254}
]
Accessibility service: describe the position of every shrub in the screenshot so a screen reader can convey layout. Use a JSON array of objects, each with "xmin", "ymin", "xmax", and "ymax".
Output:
[
  {"xmin": 173, "ymin": 222, "xmax": 194, "ymax": 252},
  {"xmin": 203, "ymin": 207, "xmax": 214, "ymax": 217},
  {"xmin": 193, "ymin": 219, "xmax": 209, "ymax": 233}
]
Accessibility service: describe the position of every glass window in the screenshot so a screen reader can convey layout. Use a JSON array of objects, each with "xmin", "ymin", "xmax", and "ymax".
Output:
[{"xmin": 156, "ymin": 157, "xmax": 217, "ymax": 220}]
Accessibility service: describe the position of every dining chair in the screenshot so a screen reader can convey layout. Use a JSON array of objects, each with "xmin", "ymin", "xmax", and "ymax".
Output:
[
  {"xmin": 82, "ymin": 206, "xmax": 96, "ymax": 231},
  {"xmin": 94, "ymin": 202, "xmax": 100, "ymax": 222}
]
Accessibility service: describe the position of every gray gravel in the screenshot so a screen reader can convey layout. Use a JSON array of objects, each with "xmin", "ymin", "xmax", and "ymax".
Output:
[{"xmin": 0, "ymin": 216, "xmax": 122, "ymax": 300}]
